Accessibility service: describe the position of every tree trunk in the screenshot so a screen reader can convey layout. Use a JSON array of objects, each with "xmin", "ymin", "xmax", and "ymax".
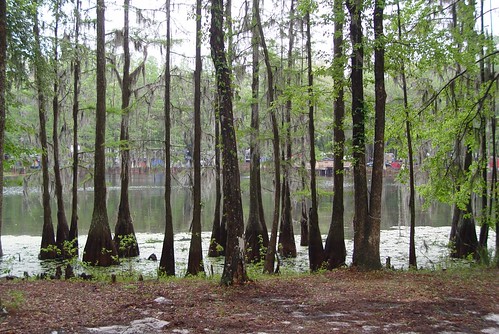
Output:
[
  {"xmin": 113, "ymin": 0, "xmax": 139, "ymax": 259},
  {"xmin": 187, "ymin": 0, "xmax": 204, "ymax": 275},
  {"xmin": 478, "ymin": 0, "xmax": 488, "ymax": 253},
  {"xmin": 453, "ymin": 146, "xmax": 478, "ymax": 258},
  {"xmin": 0, "ymin": 0, "xmax": 5, "ymax": 258},
  {"xmin": 305, "ymin": 9, "xmax": 324, "ymax": 272},
  {"xmin": 34, "ymin": 7, "xmax": 57, "ymax": 260},
  {"xmin": 279, "ymin": 180, "xmax": 296, "ymax": 257},
  {"xmin": 255, "ymin": 0, "xmax": 281, "ymax": 275},
  {"xmin": 208, "ymin": 98, "xmax": 224, "ymax": 257},
  {"xmin": 52, "ymin": 1, "xmax": 70, "ymax": 258},
  {"xmin": 395, "ymin": 0, "xmax": 416, "ymax": 269},
  {"xmin": 278, "ymin": 0, "xmax": 296, "ymax": 259},
  {"xmin": 210, "ymin": 0, "xmax": 248, "ymax": 285},
  {"xmin": 83, "ymin": 0, "xmax": 118, "ymax": 266},
  {"xmin": 159, "ymin": 0, "xmax": 175, "ymax": 276},
  {"xmin": 300, "ymin": 119, "xmax": 308, "ymax": 247},
  {"xmin": 366, "ymin": 0, "xmax": 385, "ymax": 271},
  {"xmin": 300, "ymin": 202, "xmax": 308, "ymax": 247},
  {"xmin": 489, "ymin": 113, "xmax": 497, "ymax": 262},
  {"xmin": 245, "ymin": 0, "xmax": 268, "ymax": 263},
  {"xmin": 69, "ymin": 0, "xmax": 81, "ymax": 257},
  {"xmin": 492, "ymin": 66, "xmax": 499, "ymax": 267},
  {"xmin": 325, "ymin": 0, "xmax": 346, "ymax": 270},
  {"xmin": 348, "ymin": 0, "xmax": 379, "ymax": 270}
]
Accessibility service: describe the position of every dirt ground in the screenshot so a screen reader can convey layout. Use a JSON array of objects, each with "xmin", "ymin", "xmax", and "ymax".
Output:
[{"xmin": 0, "ymin": 268, "xmax": 498, "ymax": 334}]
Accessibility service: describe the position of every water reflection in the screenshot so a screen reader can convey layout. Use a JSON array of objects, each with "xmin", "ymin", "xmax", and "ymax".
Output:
[
  {"xmin": 2, "ymin": 170, "xmax": 452, "ymax": 237},
  {"xmin": 1, "ymin": 170, "xmax": 495, "ymax": 276}
]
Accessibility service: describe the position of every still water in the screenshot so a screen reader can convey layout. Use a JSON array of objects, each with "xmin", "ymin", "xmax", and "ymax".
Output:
[{"xmin": 0, "ymin": 169, "xmax": 495, "ymax": 277}]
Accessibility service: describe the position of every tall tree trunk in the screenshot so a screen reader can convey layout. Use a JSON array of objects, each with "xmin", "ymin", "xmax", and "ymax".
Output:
[
  {"xmin": 245, "ymin": 0, "xmax": 269, "ymax": 263},
  {"xmin": 35, "ymin": 6, "xmax": 57, "ymax": 260},
  {"xmin": 278, "ymin": 0, "xmax": 296, "ymax": 259},
  {"xmin": 493, "ymin": 62, "xmax": 499, "ymax": 267},
  {"xmin": 208, "ymin": 96, "xmax": 224, "ymax": 257},
  {"xmin": 114, "ymin": 0, "xmax": 139, "ymax": 258},
  {"xmin": 83, "ymin": 0, "xmax": 118, "ymax": 266},
  {"xmin": 490, "ymin": 111, "xmax": 497, "ymax": 263},
  {"xmin": 305, "ymin": 9, "xmax": 324, "ymax": 272},
  {"xmin": 347, "ymin": 0, "xmax": 373, "ymax": 269},
  {"xmin": 255, "ymin": 0, "xmax": 281, "ymax": 275},
  {"xmin": 210, "ymin": 0, "xmax": 248, "ymax": 285},
  {"xmin": 187, "ymin": 0, "xmax": 204, "ymax": 275},
  {"xmin": 0, "ymin": 0, "xmax": 6, "ymax": 258},
  {"xmin": 478, "ymin": 0, "xmax": 488, "ymax": 252},
  {"xmin": 159, "ymin": 0, "xmax": 175, "ymax": 276},
  {"xmin": 454, "ymin": 146, "xmax": 478, "ymax": 258},
  {"xmin": 298, "ymin": 18, "xmax": 308, "ymax": 248},
  {"xmin": 366, "ymin": 0, "xmax": 385, "ymax": 270},
  {"xmin": 300, "ymin": 113, "xmax": 308, "ymax": 246},
  {"xmin": 325, "ymin": 0, "xmax": 346, "ymax": 270},
  {"xmin": 448, "ymin": 2, "xmax": 478, "ymax": 260},
  {"xmin": 52, "ymin": 1, "xmax": 70, "ymax": 258},
  {"xmin": 396, "ymin": 1, "xmax": 416, "ymax": 269},
  {"xmin": 69, "ymin": 0, "xmax": 81, "ymax": 257}
]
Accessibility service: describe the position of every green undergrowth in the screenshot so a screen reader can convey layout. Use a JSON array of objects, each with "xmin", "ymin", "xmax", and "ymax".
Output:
[{"xmin": 2, "ymin": 254, "xmax": 497, "ymax": 287}]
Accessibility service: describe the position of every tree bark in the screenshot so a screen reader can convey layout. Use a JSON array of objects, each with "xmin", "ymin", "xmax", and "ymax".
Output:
[
  {"xmin": 159, "ymin": 0, "xmax": 175, "ymax": 276},
  {"xmin": 448, "ymin": 2, "xmax": 478, "ymax": 260},
  {"xmin": 348, "ymin": 0, "xmax": 381, "ymax": 270},
  {"xmin": 278, "ymin": 0, "xmax": 296, "ymax": 259},
  {"xmin": 187, "ymin": 0, "xmax": 204, "ymax": 275},
  {"xmin": 325, "ymin": 0, "xmax": 346, "ymax": 270},
  {"xmin": 396, "ymin": 1, "xmax": 416, "ymax": 269},
  {"xmin": 114, "ymin": 0, "xmax": 139, "ymax": 259},
  {"xmin": 52, "ymin": 1, "xmax": 70, "ymax": 258},
  {"xmin": 478, "ymin": 0, "xmax": 488, "ymax": 252},
  {"xmin": 0, "ymin": 0, "xmax": 6, "ymax": 258},
  {"xmin": 69, "ymin": 0, "xmax": 82, "ymax": 257},
  {"xmin": 365, "ymin": 0, "xmax": 385, "ymax": 270},
  {"xmin": 83, "ymin": 0, "xmax": 118, "ymax": 266},
  {"xmin": 305, "ymin": 9, "xmax": 324, "ymax": 272},
  {"xmin": 34, "ymin": 6, "xmax": 57, "ymax": 260},
  {"xmin": 453, "ymin": 146, "xmax": 478, "ymax": 258},
  {"xmin": 245, "ymin": 0, "xmax": 269, "ymax": 263},
  {"xmin": 208, "ymin": 97, "xmax": 224, "ymax": 257},
  {"xmin": 255, "ymin": 0, "xmax": 281, "ymax": 275},
  {"xmin": 210, "ymin": 0, "xmax": 248, "ymax": 285}
]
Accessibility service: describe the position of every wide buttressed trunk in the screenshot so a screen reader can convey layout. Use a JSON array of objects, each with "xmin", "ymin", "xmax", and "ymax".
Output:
[
  {"xmin": 210, "ymin": 0, "xmax": 247, "ymax": 285},
  {"xmin": 305, "ymin": 9, "xmax": 324, "ymax": 272},
  {"xmin": 245, "ymin": 2, "xmax": 268, "ymax": 262},
  {"xmin": 187, "ymin": 0, "xmax": 204, "ymax": 276},
  {"xmin": 83, "ymin": 0, "xmax": 118, "ymax": 266},
  {"xmin": 363, "ymin": 0, "xmax": 386, "ymax": 270},
  {"xmin": 451, "ymin": 147, "xmax": 478, "ymax": 259},
  {"xmin": 159, "ymin": 0, "xmax": 175, "ymax": 276},
  {"xmin": 34, "ymin": 8, "xmax": 57, "ymax": 260},
  {"xmin": 114, "ymin": 0, "xmax": 138, "ymax": 258},
  {"xmin": 52, "ymin": 2, "xmax": 70, "ymax": 257},
  {"xmin": 325, "ymin": 0, "xmax": 346, "ymax": 270},
  {"xmin": 279, "ymin": 180, "xmax": 296, "ymax": 258},
  {"xmin": 278, "ymin": 0, "xmax": 296, "ymax": 259}
]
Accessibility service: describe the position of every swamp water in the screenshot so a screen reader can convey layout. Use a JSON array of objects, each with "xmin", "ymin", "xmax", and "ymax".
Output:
[{"xmin": 0, "ymin": 171, "xmax": 495, "ymax": 277}]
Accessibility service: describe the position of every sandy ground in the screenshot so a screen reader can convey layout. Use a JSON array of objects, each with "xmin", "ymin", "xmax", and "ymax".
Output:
[{"xmin": 0, "ymin": 268, "xmax": 498, "ymax": 333}]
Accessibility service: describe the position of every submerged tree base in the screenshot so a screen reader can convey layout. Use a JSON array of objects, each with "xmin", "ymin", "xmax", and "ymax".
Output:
[{"xmin": 83, "ymin": 214, "xmax": 118, "ymax": 266}]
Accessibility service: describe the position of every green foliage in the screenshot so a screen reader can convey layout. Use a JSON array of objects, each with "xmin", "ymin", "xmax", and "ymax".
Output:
[{"xmin": 210, "ymin": 238, "xmax": 224, "ymax": 254}]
